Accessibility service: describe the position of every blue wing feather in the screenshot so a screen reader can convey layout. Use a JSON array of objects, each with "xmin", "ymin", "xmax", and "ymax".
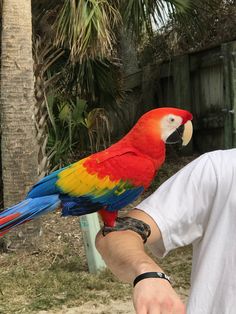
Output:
[
  {"xmin": 27, "ymin": 167, "xmax": 68, "ymax": 198},
  {"xmin": 61, "ymin": 186, "xmax": 144, "ymax": 216}
]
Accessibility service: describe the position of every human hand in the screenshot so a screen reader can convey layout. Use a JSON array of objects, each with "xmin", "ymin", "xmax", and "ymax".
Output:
[{"xmin": 133, "ymin": 278, "xmax": 186, "ymax": 314}]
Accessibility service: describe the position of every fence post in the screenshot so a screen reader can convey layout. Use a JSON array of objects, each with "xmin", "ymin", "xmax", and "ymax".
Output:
[
  {"xmin": 173, "ymin": 55, "xmax": 193, "ymax": 153},
  {"xmin": 222, "ymin": 42, "xmax": 236, "ymax": 148},
  {"xmin": 229, "ymin": 42, "xmax": 236, "ymax": 148},
  {"xmin": 79, "ymin": 213, "xmax": 106, "ymax": 273},
  {"xmin": 142, "ymin": 64, "xmax": 158, "ymax": 110}
]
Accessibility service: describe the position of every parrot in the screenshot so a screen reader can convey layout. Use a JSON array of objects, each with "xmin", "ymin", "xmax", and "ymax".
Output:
[{"xmin": 0, "ymin": 107, "xmax": 193, "ymax": 237}]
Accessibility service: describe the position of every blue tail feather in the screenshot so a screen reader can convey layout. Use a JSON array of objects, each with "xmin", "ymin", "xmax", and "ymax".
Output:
[{"xmin": 0, "ymin": 195, "xmax": 61, "ymax": 236}]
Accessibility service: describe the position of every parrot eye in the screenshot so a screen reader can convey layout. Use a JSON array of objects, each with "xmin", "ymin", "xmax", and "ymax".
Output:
[{"xmin": 168, "ymin": 115, "xmax": 175, "ymax": 123}]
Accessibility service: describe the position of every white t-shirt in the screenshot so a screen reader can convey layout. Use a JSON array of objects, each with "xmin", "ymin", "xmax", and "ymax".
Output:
[{"xmin": 136, "ymin": 149, "xmax": 236, "ymax": 314}]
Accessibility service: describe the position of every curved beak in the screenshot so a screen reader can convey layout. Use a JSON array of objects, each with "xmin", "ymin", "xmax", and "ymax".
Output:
[{"xmin": 166, "ymin": 120, "xmax": 193, "ymax": 146}]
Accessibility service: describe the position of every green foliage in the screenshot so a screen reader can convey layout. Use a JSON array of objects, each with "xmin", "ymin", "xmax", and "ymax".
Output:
[
  {"xmin": 46, "ymin": 57, "xmax": 123, "ymax": 168},
  {"xmin": 170, "ymin": 0, "xmax": 236, "ymax": 51},
  {"xmin": 120, "ymin": 0, "xmax": 191, "ymax": 36},
  {"xmin": 140, "ymin": 0, "xmax": 236, "ymax": 64},
  {"xmin": 46, "ymin": 95, "xmax": 89, "ymax": 168},
  {"xmin": 46, "ymin": 93, "xmax": 112, "ymax": 169},
  {"xmin": 84, "ymin": 107, "xmax": 111, "ymax": 152},
  {"xmin": 58, "ymin": 57, "xmax": 124, "ymax": 107},
  {"xmin": 54, "ymin": 0, "xmax": 121, "ymax": 62}
]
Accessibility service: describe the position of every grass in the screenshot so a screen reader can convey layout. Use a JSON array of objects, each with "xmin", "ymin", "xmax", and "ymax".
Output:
[
  {"xmin": 0, "ymin": 247, "xmax": 191, "ymax": 313},
  {"xmin": 0, "ymin": 150, "xmax": 198, "ymax": 313},
  {"xmin": 0, "ymin": 251, "xmax": 132, "ymax": 313}
]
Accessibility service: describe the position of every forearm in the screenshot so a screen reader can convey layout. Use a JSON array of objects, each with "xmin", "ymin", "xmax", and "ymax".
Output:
[{"xmin": 96, "ymin": 229, "xmax": 163, "ymax": 283}]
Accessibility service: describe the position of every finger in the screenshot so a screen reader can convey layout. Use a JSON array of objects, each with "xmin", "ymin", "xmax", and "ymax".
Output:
[
  {"xmin": 135, "ymin": 303, "xmax": 160, "ymax": 314},
  {"xmin": 159, "ymin": 301, "xmax": 174, "ymax": 314},
  {"xmin": 161, "ymin": 301, "xmax": 186, "ymax": 314},
  {"xmin": 147, "ymin": 307, "xmax": 161, "ymax": 314},
  {"xmin": 174, "ymin": 302, "xmax": 186, "ymax": 314},
  {"xmin": 160, "ymin": 308, "xmax": 173, "ymax": 314}
]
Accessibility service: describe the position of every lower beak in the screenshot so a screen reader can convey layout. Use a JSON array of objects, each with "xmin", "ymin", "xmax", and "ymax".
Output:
[{"xmin": 166, "ymin": 120, "xmax": 193, "ymax": 146}]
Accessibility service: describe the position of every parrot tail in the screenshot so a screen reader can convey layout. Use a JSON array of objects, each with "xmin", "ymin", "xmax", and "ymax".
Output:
[{"xmin": 0, "ymin": 195, "xmax": 61, "ymax": 237}]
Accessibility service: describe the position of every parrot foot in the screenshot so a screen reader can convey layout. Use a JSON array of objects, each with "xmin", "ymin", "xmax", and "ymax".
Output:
[{"xmin": 102, "ymin": 216, "xmax": 151, "ymax": 243}]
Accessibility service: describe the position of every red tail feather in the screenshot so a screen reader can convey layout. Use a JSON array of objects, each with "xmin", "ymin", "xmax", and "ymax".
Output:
[{"xmin": 0, "ymin": 213, "xmax": 20, "ymax": 225}]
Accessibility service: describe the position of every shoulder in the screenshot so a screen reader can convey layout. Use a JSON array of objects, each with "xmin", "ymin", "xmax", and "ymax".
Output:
[
  {"xmin": 180, "ymin": 148, "xmax": 236, "ymax": 179},
  {"xmin": 203, "ymin": 149, "xmax": 236, "ymax": 176},
  {"xmin": 206, "ymin": 148, "xmax": 236, "ymax": 162}
]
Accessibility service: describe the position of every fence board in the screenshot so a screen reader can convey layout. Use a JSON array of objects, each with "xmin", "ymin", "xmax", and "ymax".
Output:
[
  {"xmin": 173, "ymin": 55, "xmax": 192, "ymax": 153},
  {"xmin": 222, "ymin": 43, "xmax": 234, "ymax": 148},
  {"xmin": 190, "ymin": 47, "xmax": 222, "ymax": 71},
  {"xmin": 173, "ymin": 55, "xmax": 191, "ymax": 110},
  {"xmin": 228, "ymin": 42, "xmax": 236, "ymax": 148}
]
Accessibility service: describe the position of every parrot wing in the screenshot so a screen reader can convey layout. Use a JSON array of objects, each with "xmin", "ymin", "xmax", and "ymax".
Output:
[{"xmin": 27, "ymin": 149, "xmax": 156, "ymax": 217}]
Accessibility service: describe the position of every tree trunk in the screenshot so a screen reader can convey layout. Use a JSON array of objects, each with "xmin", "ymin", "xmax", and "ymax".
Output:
[{"xmin": 0, "ymin": 0, "xmax": 40, "ymax": 249}]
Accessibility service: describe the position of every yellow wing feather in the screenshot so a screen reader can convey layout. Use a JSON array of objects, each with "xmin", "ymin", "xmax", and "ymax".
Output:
[{"xmin": 56, "ymin": 158, "xmax": 121, "ymax": 197}]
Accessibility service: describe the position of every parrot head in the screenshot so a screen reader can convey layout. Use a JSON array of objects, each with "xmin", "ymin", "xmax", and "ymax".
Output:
[
  {"xmin": 124, "ymin": 107, "xmax": 193, "ymax": 159},
  {"xmin": 157, "ymin": 107, "xmax": 193, "ymax": 146}
]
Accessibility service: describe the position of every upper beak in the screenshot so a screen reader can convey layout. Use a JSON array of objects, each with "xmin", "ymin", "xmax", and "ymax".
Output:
[{"xmin": 166, "ymin": 120, "xmax": 193, "ymax": 146}]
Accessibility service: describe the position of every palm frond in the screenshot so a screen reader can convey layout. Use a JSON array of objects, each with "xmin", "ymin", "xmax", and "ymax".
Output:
[
  {"xmin": 120, "ymin": 0, "xmax": 192, "ymax": 35},
  {"xmin": 55, "ymin": 57, "xmax": 124, "ymax": 108},
  {"xmin": 54, "ymin": 0, "xmax": 121, "ymax": 62}
]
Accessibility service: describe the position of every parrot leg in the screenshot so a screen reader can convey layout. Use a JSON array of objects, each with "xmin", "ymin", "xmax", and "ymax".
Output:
[
  {"xmin": 98, "ymin": 208, "xmax": 118, "ymax": 227},
  {"xmin": 102, "ymin": 216, "xmax": 151, "ymax": 243}
]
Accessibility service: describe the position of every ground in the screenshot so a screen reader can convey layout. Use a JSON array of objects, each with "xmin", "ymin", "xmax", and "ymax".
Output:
[{"xmin": 0, "ymin": 149, "xmax": 197, "ymax": 314}]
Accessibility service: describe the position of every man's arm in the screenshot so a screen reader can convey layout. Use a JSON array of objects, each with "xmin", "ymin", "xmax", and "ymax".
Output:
[{"xmin": 96, "ymin": 209, "xmax": 186, "ymax": 314}]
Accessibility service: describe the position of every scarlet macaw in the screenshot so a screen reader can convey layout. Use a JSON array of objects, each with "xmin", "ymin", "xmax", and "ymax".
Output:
[{"xmin": 0, "ymin": 107, "xmax": 193, "ymax": 236}]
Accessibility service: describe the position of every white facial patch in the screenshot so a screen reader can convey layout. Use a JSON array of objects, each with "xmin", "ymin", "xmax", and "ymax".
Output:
[{"xmin": 160, "ymin": 114, "xmax": 183, "ymax": 142}]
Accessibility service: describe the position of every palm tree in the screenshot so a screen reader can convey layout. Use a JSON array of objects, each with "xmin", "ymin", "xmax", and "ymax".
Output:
[{"xmin": 0, "ymin": 0, "xmax": 40, "ymax": 248}]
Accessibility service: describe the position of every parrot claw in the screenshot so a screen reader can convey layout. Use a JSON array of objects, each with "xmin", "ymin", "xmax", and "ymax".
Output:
[{"xmin": 102, "ymin": 216, "xmax": 151, "ymax": 243}]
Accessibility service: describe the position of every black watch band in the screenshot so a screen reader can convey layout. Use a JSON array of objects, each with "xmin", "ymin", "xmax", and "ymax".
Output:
[
  {"xmin": 133, "ymin": 271, "xmax": 171, "ymax": 287},
  {"xmin": 102, "ymin": 216, "xmax": 151, "ymax": 243}
]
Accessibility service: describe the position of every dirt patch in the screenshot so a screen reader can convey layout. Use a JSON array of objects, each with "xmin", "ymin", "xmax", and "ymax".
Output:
[{"xmin": 38, "ymin": 300, "xmax": 135, "ymax": 314}]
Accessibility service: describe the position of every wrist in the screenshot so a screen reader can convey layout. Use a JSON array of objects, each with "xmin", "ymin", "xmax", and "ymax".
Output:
[{"xmin": 135, "ymin": 260, "xmax": 164, "ymax": 277}]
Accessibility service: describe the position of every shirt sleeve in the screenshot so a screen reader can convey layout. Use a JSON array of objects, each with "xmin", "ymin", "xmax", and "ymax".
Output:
[{"xmin": 136, "ymin": 153, "xmax": 217, "ymax": 257}]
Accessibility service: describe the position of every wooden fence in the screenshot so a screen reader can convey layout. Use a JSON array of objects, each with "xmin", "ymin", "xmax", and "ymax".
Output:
[{"xmin": 124, "ymin": 41, "xmax": 236, "ymax": 153}]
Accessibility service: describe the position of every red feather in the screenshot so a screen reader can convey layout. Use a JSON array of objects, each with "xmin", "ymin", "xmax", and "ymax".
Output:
[{"xmin": 0, "ymin": 213, "xmax": 20, "ymax": 225}]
